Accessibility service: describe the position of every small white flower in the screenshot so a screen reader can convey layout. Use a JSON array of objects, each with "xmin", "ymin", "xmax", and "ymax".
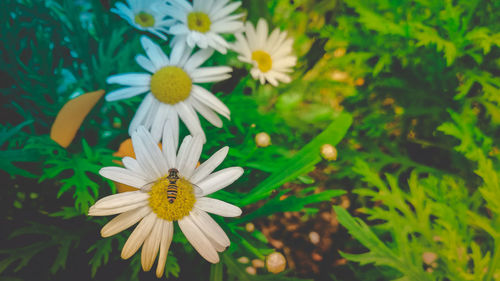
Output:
[
  {"xmin": 106, "ymin": 36, "xmax": 232, "ymax": 142},
  {"xmin": 111, "ymin": 0, "xmax": 174, "ymax": 40},
  {"xmin": 89, "ymin": 125, "xmax": 243, "ymax": 277},
  {"xmin": 231, "ymin": 18, "xmax": 297, "ymax": 86},
  {"xmin": 165, "ymin": 0, "xmax": 244, "ymax": 54}
]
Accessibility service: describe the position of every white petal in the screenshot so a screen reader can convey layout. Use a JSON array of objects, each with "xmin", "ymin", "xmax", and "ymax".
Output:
[
  {"xmin": 178, "ymin": 215, "xmax": 219, "ymax": 263},
  {"xmin": 255, "ymin": 18, "xmax": 268, "ymax": 49},
  {"xmin": 121, "ymin": 212, "xmax": 157, "ymax": 259},
  {"xmin": 244, "ymin": 21, "xmax": 258, "ymax": 50},
  {"xmin": 191, "ymin": 85, "xmax": 230, "ymax": 119},
  {"xmin": 135, "ymin": 54, "xmax": 156, "ymax": 73},
  {"xmin": 265, "ymin": 28, "xmax": 280, "ymax": 50},
  {"xmin": 112, "ymin": 3, "xmax": 134, "ymax": 20},
  {"xmin": 270, "ymin": 31, "xmax": 288, "ymax": 55},
  {"xmin": 272, "ymin": 39, "xmax": 294, "ymax": 58},
  {"xmin": 266, "ymin": 73, "xmax": 279, "ymax": 86},
  {"xmin": 91, "ymin": 190, "xmax": 149, "ymax": 209},
  {"xmin": 190, "ymin": 208, "xmax": 230, "ymax": 248},
  {"xmin": 268, "ymin": 70, "xmax": 292, "ymax": 84},
  {"xmin": 175, "ymin": 101, "xmax": 206, "ymax": 142},
  {"xmin": 150, "ymin": 103, "xmax": 169, "ymax": 142},
  {"xmin": 197, "ymin": 167, "xmax": 243, "ymax": 196},
  {"xmin": 164, "ymin": 7, "xmax": 188, "ymax": 22},
  {"xmin": 129, "ymin": 94, "xmax": 155, "ymax": 136},
  {"xmin": 190, "ymin": 66, "xmax": 232, "ymax": 80},
  {"xmin": 190, "ymin": 97, "xmax": 223, "ymax": 128},
  {"xmin": 233, "ymin": 32, "xmax": 251, "ymax": 58},
  {"xmin": 195, "ymin": 33, "xmax": 209, "ymax": 49},
  {"xmin": 208, "ymin": 0, "xmax": 229, "ymax": 15},
  {"xmin": 273, "ymin": 56, "xmax": 297, "ymax": 69},
  {"xmin": 169, "ymin": 24, "xmax": 190, "ymax": 35},
  {"xmin": 148, "ymin": 28, "xmax": 168, "ymax": 41},
  {"xmin": 143, "ymin": 97, "xmax": 160, "ymax": 131},
  {"xmin": 99, "ymin": 167, "xmax": 148, "ymax": 188},
  {"xmin": 211, "ymin": 1, "xmax": 241, "ymax": 22},
  {"xmin": 178, "ymin": 135, "xmax": 204, "ymax": 179},
  {"xmin": 192, "ymin": 73, "xmax": 231, "ymax": 83},
  {"xmin": 101, "ymin": 205, "xmax": 151, "ymax": 237},
  {"xmin": 170, "ymin": 40, "xmax": 188, "ymax": 66},
  {"xmin": 155, "ymin": 220, "xmax": 174, "ymax": 278},
  {"xmin": 105, "ymin": 86, "xmax": 149, "ymax": 102},
  {"xmin": 122, "ymin": 156, "xmax": 149, "ymax": 179},
  {"xmin": 141, "ymin": 217, "xmax": 163, "ymax": 271},
  {"xmin": 88, "ymin": 201, "xmax": 147, "ymax": 216},
  {"xmin": 191, "ymin": 146, "xmax": 228, "ymax": 184},
  {"xmin": 162, "ymin": 110, "xmax": 179, "ymax": 169},
  {"xmin": 207, "ymin": 33, "xmax": 229, "ymax": 54},
  {"xmin": 107, "ymin": 73, "xmax": 151, "ymax": 86},
  {"xmin": 184, "ymin": 48, "xmax": 214, "ymax": 72},
  {"xmin": 140, "ymin": 36, "xmax": 169, "ymax": 69},
  {"xmin": 210, "ymin": 18, "xmax": 244, "ymax": 33},
  {"xmin": 132, "ymin": 127, "xmax": 168, "ymax": 178},
  {"xmin": 186, "ymin": 32, "xmax": 196, "ymax": 47},
  {"xmin": 195, "ymin": 197, "xmax": 242, "ymax": 217},
  {"xmin": 175, "ymin": 135, "xmax": 192, "ymax": 170}
]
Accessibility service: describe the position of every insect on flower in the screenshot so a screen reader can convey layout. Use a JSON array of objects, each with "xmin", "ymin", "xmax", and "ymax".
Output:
[{"xmin": 141, "ymin": 168, "xmax": 203, "ymax": 203}]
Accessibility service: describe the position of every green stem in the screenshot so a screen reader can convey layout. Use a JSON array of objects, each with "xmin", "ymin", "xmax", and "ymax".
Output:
[
  {"xmin": 484, "ymin": 237, "xmax": 500, "ymax": 281},
  {"xmin": 209, "ymin": 262, "xmax": 223, "ymax": 281}
]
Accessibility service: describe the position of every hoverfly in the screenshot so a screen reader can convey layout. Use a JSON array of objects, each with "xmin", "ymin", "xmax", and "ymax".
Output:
[{"xmin": 140, "ymin": 168, "xmax": 203, "ymax": 203}]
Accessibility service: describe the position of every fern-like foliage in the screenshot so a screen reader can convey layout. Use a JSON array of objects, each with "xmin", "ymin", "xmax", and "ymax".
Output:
[
  {"xmin": 0, "ymin": 222, "xmax": 80, "ymax": 275},
  {"xmin": 34, "ymin": 138, "xmax": 115, "ymax": 213},
  {"xmin": 337, "ymin": 159, "xmax": 495, "ymax": 280}
]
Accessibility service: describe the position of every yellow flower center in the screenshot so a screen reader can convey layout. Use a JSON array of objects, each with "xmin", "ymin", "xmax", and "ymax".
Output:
[
  {"xmin": 150, "ymin": 66, "xmax": 192, "ymax": 104},
  {"xmin": 134, "ymin": 12, "xmax": 155, "ymax": 28},
  {"xmin": 148, "ymin": 177, "xmax": 196, "ymax": 221},
  {"xmin": 251, "ymin": 50, "xmax": 273, "ymax": 73},
  {"xmin": 187, "ymin": 12, "xmax": 211, "ymax": 33}
]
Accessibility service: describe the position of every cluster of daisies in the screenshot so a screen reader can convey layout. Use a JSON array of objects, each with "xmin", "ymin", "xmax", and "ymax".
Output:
[{"xmin": 89, "ymin": 0, "xmax": 296, "ymax": 278}]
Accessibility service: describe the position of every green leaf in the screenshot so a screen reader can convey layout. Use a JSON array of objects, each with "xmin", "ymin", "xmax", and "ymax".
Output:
[
  {"xmin": 240, "ymin": 112, "xmax": 352, "ymax": 205},
  {"xmin": 87, "ymin": 238, "xmax": 112, "ymax": 277},
  {"xmin": 0, "ymin": 120, "xmax": 32, "ymax": 146},
  {"xmin": 50, "ymin": 206, "xmax": 83, "ymax": 219},
  {"xmin": 0, "ymin": 121, "xmax": 38, "ymax": 178},
  {"xmin": 210, "ymin": 262, "xmax": 223, "ymax": 281},
  {"xmin": 0, "ymin": 222, "xmax": 80, "ymax": 275},
  {"xmin": 334, "ymin": 207, "xmax": 433, "ymax": 281},
  {"xmin": 40, "ymin": 139, "xmax": 115, "ymax": 213},
  {"xmin": 164, "ymin": 252, "xmax": 180, "ymax": 278},
  {"xmin": 236, "ymin": 189, "xmax": 345, "ymax": 224}
]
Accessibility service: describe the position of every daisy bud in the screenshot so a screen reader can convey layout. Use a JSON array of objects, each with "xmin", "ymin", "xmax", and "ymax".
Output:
[
  {"xmin": 252, "ymin": 259, "xmax": 265, "ymax": 268},
  {"xmin": 320, "ymin": 144, "xmax": 337, "ymax": 161},
  {"xmin": 238, "ymin": 256, "xmax": 250, "ymax": 264},
  {"xmin": 422, "ymin": 252, "xmax": 438, "ymax": 265},
  {"xmin": 245, "ymin": 266, "xmax": 257, "ymax": 275},
  {"xmin": 245, "ymin": 222, "xmax": 255, "ymax": 232},
  {"xmin": 309, "ymin": 231, "xmax": 320, "ymax": 245},
  {"xmin": 266, "ymin": 252, "xmax": 286, "ymax": 274},
  {"xmin": 255, "ymin": 132, "xmax": 271, "ymax": 147},
  {"xmin": 331, "ymin": 70, "xmax": 349, "ymax": 82}
]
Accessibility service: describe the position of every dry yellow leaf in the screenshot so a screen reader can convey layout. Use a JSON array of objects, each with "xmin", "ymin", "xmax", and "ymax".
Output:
[{"xmin": 50, "ymin": 90, "xmax": 105, "ymax": 148}]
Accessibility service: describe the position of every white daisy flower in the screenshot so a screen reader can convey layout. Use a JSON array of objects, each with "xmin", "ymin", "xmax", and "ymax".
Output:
[
  {"xmin": 111, "ymin": 0, "xmax": 175, "ymax": 40},
  {"xmin": 106, "ymin": 36, "xmax": 232, "ymax": 142},
  {"xmin": 165, "ymin": 0, "xmax": 244, "ymax": 54},
  {"xmin": 88, "ymin": 125, "xmax": 243, "ymax": 277},
  {"xmin": 231, "ymin": 18, "xmax": 297, "ymax": 86}
]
